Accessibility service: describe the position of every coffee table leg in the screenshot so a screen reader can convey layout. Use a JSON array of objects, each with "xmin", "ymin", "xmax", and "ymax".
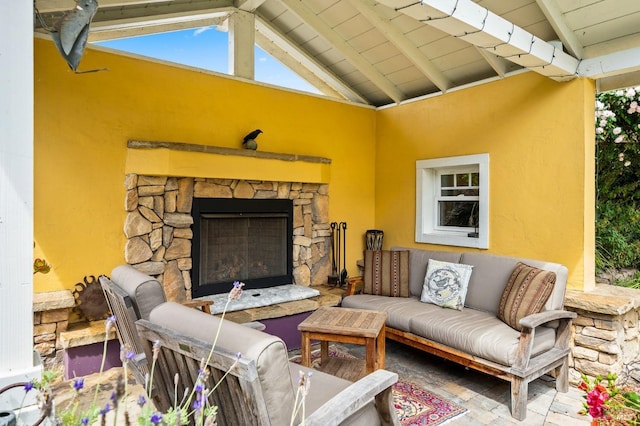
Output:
[
  {"xmin": 320, "ymin": 340, "xmax": 329, "ymax": 365},
  {"xmin": 377, "ymin": 325, "xmax": 385, "ymax": 370},
  {"xmin": 301, "ymin": 332, "xmax": 311, "ymax": 367},
  {"xmin": 365, "ymin": 337, "xmax": 375, "ymax": 375}
]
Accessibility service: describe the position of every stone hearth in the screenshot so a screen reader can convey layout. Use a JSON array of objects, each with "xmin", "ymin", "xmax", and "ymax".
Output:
[{"xmin": 123, "ymin": 175, "xmax": 332, "ymax": 302}]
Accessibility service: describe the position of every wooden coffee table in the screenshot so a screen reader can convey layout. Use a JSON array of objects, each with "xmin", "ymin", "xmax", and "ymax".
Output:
[{"xmin": 298, "ymin": 306, "xmax": 387, "ymax": 379}]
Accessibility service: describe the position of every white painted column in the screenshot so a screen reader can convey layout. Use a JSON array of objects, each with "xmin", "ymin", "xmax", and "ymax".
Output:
[
  {"xmin": 0, "ymin": 0, "xmax": 38, "ymax": 395},
  {"xmin": 228, "ymin": 10, "xmax": 255, "ymax": 80}
]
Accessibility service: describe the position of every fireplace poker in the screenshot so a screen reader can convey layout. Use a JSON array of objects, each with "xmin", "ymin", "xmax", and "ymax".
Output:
[
  {"xmin": 328, "ymin": 222, "xmax": 338, "ymax": 284},
  {"xmin": 340, "ymin": 222, "xmax": 347, "ymax": 285}
]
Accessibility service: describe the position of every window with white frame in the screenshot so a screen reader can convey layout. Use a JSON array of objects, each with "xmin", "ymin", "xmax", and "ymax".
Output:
[{"xmin": 416, "ymin": 154, "xmax": 489, "ymax": 249}]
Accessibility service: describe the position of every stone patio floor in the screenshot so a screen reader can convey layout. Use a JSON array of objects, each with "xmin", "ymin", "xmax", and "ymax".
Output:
[{"xmin": 49, "ymin": 338, "xmax": 590, "ymax": 425}]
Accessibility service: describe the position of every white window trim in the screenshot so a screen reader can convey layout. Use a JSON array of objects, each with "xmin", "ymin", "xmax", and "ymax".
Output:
[{"xmin": 416, "ymin": 154, "xmax": 489, "ymax": 249}]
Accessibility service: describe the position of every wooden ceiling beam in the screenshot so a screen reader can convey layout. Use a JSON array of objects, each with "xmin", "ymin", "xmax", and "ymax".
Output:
[
  {"xmin": 534, "ymin": 0, "xmax": 584, "ymax": 58},
  {"xmin": 349, "ymin": 0, "xmax": 451, "ymax": 93},
  {"xmin": 280, "ymin": 0, "xmax": 405, "ymax": 104},
  {"xmin": 255, "ymin": 17, "xmax": 367, "ymax": 103}
]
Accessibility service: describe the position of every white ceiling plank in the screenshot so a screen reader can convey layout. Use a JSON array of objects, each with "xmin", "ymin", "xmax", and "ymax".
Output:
[
  {"xmin": 378, "ymin": 0, "xmax": 580, "ymax": 81},
  {"xmin": 280, "ymin": 0, "xmax": 405, "ymax": 103},
  {"xmin": 534, "ymin": 0, "xmax": 584, "ymax": 58},
  {"xmin": 349, "ymin": 0, "xmax": 451, "ymax": 92},
  {"xmin": 255, "ymin": 17, "xmax": 367, "ymax": 103}
]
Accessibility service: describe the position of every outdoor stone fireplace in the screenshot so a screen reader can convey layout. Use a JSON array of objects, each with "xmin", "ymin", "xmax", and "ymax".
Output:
[{"xmin": 122, "ymin": 174, "xmax": 332, "ymax": 302}]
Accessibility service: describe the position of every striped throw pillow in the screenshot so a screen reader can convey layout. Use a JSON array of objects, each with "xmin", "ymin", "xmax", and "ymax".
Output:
[
  {"xmin": 363, "ymin": 250, "xmax": 410, "ymax": 297},
  {"xmin": 497, "ymin": 262, "xmax": 556, "ymax": 331}
]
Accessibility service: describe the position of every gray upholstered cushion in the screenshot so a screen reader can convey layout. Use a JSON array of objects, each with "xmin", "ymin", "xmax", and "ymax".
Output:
[
  {"xmin": 460, "ymin": 253, "xmax": 567, "ymax": 314},
  {"xmin": 290, "ymin": 365, "xmax": 381, "ymax": 426},
  {"xmin": 390, "ymin": 247, "xmax": 462, "ymax": 297},
  {"xmin": 342, "ymin": 294, "xmax": 427, "ymax": 332},
  {"xmin": 111, "ymin": 265, "xmax": 166, "ymax": 320},
  {"xmin": 149, "ymin": 302, "xmax": 296, "ymax": 426}
]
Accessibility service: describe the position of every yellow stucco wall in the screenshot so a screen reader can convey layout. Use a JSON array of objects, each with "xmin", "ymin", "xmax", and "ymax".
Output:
[
  {"xmin": 375, "ymin": 73, "xmax": 596, "ymax": 290},
  {"xmin": 33, "ymin": 38, "xmax": 377, "ymax": 292},
  {"xmin": 34, "ymin": 38, "xmax": 595, "ymax": 294}
]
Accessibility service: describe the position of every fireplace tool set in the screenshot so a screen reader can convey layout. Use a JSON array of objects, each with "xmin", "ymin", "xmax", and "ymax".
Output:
[{"xmin": 328, "ymin": 221, "xmax": 347, "ymax": 286}]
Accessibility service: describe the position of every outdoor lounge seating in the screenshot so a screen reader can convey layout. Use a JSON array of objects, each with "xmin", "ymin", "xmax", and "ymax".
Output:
[
  {"xmin": 342, "ymin": 247, "xmax": 577, "ymax": 420},
  {"xmin": 99, "ymin": 265, "xmax": 212, "ymax": 387},
  {"xmin": 136, "ymin": 301, "xmax": 400, "ymax": 425}
]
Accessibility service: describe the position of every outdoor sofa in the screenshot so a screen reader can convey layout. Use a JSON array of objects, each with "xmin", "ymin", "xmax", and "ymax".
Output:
[{"xmin": 342, "ymin": 247, "xmax": 577, "ymax": 420}]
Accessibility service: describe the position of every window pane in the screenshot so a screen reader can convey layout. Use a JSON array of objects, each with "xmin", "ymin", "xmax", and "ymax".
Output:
[
  {"xmin": 438, "ymin": 201, "xmax": 479, "ymax": 227},
  {"xmin": 471, "ymin": 173, "xmax": 479, "ymax": 186},
  {"xmin": 441, "ymin": 174, "xmax": 454, "ymax": 187},
  {"xmin": 456, "ymin": 173, "xmax": 469, "ymax": 186}
]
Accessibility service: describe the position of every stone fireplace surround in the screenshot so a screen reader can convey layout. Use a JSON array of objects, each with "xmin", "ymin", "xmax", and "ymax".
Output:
[{"xmin": 123, "ymin": 174, "xmax": 332, "ymax": 302}]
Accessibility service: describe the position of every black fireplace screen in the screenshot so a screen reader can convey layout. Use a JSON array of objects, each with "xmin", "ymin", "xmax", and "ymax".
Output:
[{"xmin": 192, "ymin": 198, "xmax": 293, "ymax": 297}]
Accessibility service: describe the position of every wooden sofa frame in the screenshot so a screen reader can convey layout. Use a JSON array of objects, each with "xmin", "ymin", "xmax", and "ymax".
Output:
[{"xmin": 346, "ymin": 279, "xmax": 577, "ymax": 420}]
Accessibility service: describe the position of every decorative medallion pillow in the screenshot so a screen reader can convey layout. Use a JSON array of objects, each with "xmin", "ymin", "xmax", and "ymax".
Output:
[
  {"xmin": 497, "ymin": 262, "xmax": 556, "ymax": 331},
  {"xmin": 363, "ymin": 250, "xmax": 410, "ymax": 297},
  {"xmin": 420, "ymin": 259, "xmax": 473, "ymax": 310}
]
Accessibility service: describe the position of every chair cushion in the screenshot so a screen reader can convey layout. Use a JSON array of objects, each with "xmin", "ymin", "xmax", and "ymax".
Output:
[
  {"xmin": 420, "ymin": 259, "xmax": 473, "ymax": 311},
  {"xmin": 149, "ymin": 302, "xmax": 296, "ymax": 426},
  {"xmin": 111, "ymin": 265, "xmax": 166, "ymax": 320},
  {"xmin": 497, "ymin": 262, "xmax": 556, "ymax": 331},
  {"xmin": 363, "ymin": 250, "xmax": 410, "ymax": 297}
]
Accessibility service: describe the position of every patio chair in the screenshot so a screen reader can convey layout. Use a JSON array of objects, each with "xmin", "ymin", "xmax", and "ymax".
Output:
[
  {"xmin": 99, "ymin": 265, "xmax": 212, "ymax": 387},
  {"xmin": 136, "ymin": 301, "xmax": 400, "ymax": 426}
]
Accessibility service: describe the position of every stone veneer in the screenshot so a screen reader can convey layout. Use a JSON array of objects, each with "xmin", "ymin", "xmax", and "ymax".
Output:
[
  {"xmin": 32, "ymin": 290, "xmax": 75, "ymax": 368},
  {"xmin": 123, "ymin": 174, "xmax": 332, "ymax": 301},
  {"xmin": 565, "ymin": 284, "xmax": 640, "ymax": 385}
]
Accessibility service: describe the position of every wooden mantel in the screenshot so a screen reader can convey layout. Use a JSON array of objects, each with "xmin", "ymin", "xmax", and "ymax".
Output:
[
  {"xmin": 128, "ymin": 140, "xmax": 331, "ymax": 164},
  {"xmin": 126, "ymin": 140, "xmax": 331, "ymax": 183}
]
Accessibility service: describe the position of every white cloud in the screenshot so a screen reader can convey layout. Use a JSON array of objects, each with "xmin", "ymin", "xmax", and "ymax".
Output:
[{"xmin": 193, "ymin": 26, "xmax": 213, "ymax": 36}]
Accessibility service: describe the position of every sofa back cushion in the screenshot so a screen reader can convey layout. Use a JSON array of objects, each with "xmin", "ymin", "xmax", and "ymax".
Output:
[
  {"xmin": 111, "ymin": 265, "xmax": 166, "ymax": 320},
  {"xmin": 363, "ymin": 250, "xmax": 410, "ymax": 297},
  {"xmin": 460, "ymin": 253, "xmax": 568, "ymax": 314},
  {"xmin": 149, "ymin": 302, "xmax": 295, "ymax": 425},
  {"xmin": 391, "ymin": 247, "xmax": 462, "ymax": 297}
]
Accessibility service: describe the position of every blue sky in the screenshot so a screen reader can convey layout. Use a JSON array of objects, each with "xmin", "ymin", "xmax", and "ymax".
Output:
[{"xmin": 96, "ymin": 26, "xmax": 319, "ymax": 94}]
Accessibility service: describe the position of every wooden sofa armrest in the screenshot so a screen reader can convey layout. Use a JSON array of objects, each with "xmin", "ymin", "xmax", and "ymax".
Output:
[
  {"xmin": 345, "ymin": 276, "xmax": 364, "ymax": 296},
  {"xmin": 304, "ymin": 369, "xmax": 400, "ymax": 426},
  {"xmin": 519, "ymin": 309, "xmax": 577, "ymax": 329},
  {"xmin": 512, "ymin": 310, "xmax": 576, "ymax": 373},
  {"xmin": 181, "ymin": 299, "xmax": 213, "ymax": 314}
]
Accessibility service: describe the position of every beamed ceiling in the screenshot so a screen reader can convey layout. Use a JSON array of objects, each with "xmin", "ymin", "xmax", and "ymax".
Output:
[{"xmin": 35, "ymin": 0, "xmax": 640, "ymax": 107}]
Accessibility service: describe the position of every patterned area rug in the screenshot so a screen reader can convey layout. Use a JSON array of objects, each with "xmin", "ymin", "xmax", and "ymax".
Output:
[{"xmin": 289, "ymin": 347, "xmax": 467, "ymax": 426}]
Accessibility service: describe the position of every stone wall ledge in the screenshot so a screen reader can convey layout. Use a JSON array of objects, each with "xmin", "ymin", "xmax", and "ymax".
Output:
[
  {"xmin": 59, "ymin": 320, "xmax": 117, "ymax": 349},
  {"xmin": 128, "ymin": 140, "xmax": 332, "ymax": 164},
  {"xmin": 33, "ymin": 290, "xmax": 75, "ymax": 312},
  {"xmin": 565, "ymin": 284, "xmax": 640, "ymax": 316}
]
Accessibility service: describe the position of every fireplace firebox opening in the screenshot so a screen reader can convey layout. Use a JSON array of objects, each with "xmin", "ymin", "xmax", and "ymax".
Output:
[{"xmin": 192, "ymin": 198, "xmax": 294, "ymax": 297}]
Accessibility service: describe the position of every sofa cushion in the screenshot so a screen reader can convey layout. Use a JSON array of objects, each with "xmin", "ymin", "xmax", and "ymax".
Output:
[
  {"xmin": 149, "ymin": 302, "xmax": 295, "ymax": 426},
  {"xmin": 408, "ymin": 307, "xmax": 556, "ymax": 366},
  {"xmin": 363, "ymin": 250, "xmax": 410, "ymax": 297},
  {"xmin": 391, "ymin": 247, "xmax": 462, "ymax": 297},
  {"xmin": 497, "ymin": 263, "xmax": 556, "ymax": 331},
  {"xmin": 460, "ymin": 253, "xmax": 567, "ymax": 314},
  {"xmin": 111, "ymin": 265, "xmax": 166, "ymax": 320},
  {"xmin": 420, "ymin": 260, "xmax": 473, "ymax": 310},
  {"xmin": 342, "ymin": 294, "xmax": 428, "ymax": 332}
]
